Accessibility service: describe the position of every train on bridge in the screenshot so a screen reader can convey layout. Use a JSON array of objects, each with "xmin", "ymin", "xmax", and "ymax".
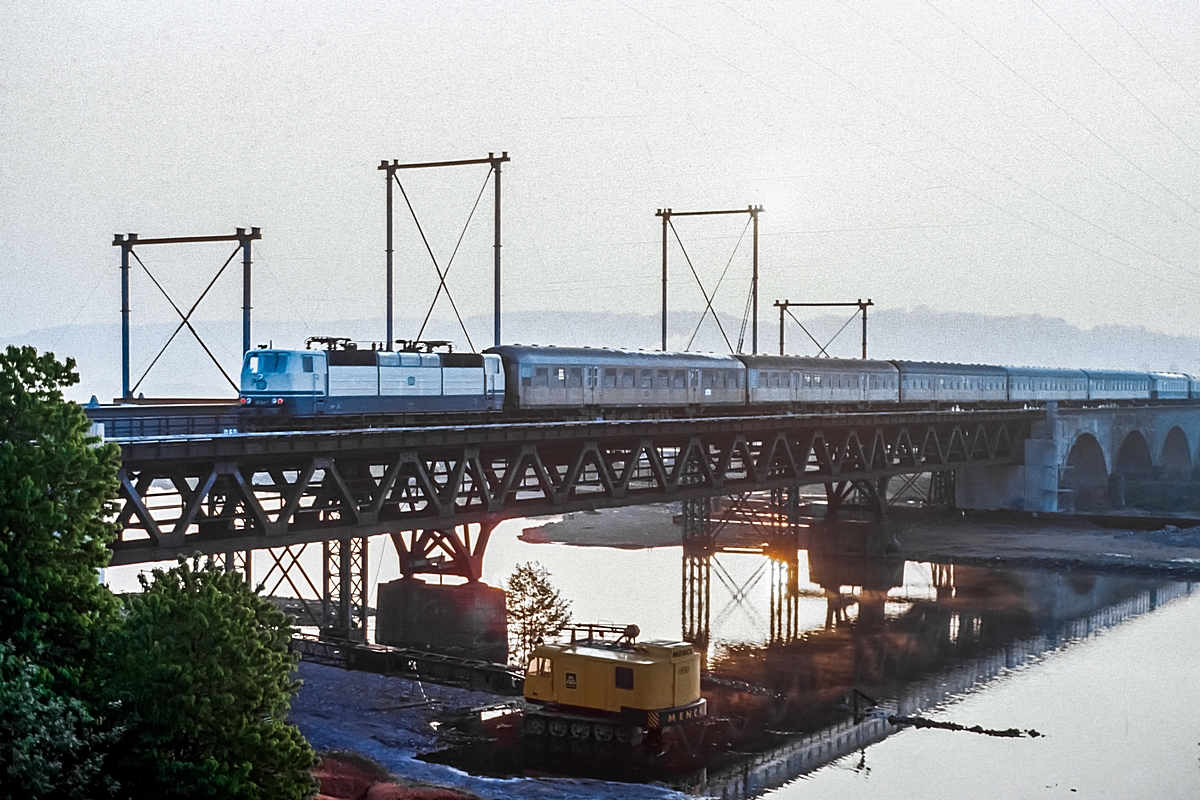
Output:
[{"xmin": 236, "ymin": 337, "xmax": 1197, "ymax": 422}]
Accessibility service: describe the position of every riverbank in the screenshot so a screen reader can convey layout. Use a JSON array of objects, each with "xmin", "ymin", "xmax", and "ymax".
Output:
[
  {"xmin": 289, "ymin": 661, "xmax": 687, "ymax": 800},
  {"xmin": 890, "ymin": 509, "xmax": 1200, "ymax": 579},
  {"xmin": 521, "ymin": 503, "xmax": 1200, "ymax": 578}
]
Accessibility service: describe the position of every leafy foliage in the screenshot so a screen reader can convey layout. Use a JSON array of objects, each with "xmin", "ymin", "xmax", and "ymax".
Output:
[
  {"xmin": 0, "ymin": 645, "xmax": 119, "ymax": 799},
  {"xmin": 505, "ymin": 561, "xmax": 571, "ymax": 666},
  {"xmin": 99, "ymin": 559, "xmax": 316, "ymax": 800},
  {"xmin": 0, "ymin": 345, "xmax": 121, "ymax": 681}
]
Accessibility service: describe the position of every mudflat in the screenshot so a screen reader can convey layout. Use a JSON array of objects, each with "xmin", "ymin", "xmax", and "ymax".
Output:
[{"xmin": 520, "ymin": 503, "xmax": 1200, "ymax": 578}]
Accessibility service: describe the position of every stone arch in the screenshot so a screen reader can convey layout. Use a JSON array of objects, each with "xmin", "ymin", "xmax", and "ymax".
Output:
[
  {"xmin": 1064, "ymin": 433, "xmax": 1108, "ymax": 512},
  {"xmin": 1160, "ymin": 427, "xmax": 1192, "ymax": 481},
  {"xmin": 1115, "ymin": 431, "xmax": 1153, "ymax": 479}
]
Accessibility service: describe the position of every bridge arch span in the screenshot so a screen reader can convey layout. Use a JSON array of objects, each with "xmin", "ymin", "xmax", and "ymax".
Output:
[
  {"xmin": 1159, "ymin": 427, "xmax": 1192, "ymax": 481},
  {"xmin": 1115, "ymin": 430, "xmax": 1154, "ymax": 479},
  {"xmin": 1064, "ymin": 433, "xmax": 1108, "ymax": 512}
]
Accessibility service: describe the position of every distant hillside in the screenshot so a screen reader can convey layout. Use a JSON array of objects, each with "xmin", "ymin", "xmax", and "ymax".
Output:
[{"xmin": 6, "ymin": 307, "xmax": 1199, "ymax": 403}]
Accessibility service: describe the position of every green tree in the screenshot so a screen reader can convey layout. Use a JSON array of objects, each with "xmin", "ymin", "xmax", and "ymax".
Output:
[
  {"xmin": 0, "ymin": 346, "xmax": 122, "ymax": 797},
  {"xmin": 0, "ymin": 644, "xmax": 119, "ymax": 798},
  {"xmin": 0, "ymin": 345, "xmax": 121, "ymax": 681},
  {"xmin": 99, "ymin": 559, "xmax": 316, "ymax": 800},
  {"xmin": 506, "ymin": 561, "xmax": 571, "ymax": 667}
]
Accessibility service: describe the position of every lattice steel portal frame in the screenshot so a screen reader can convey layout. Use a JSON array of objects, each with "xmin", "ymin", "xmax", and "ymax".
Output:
[
  {"xmin": 110, "ymin": 408, "xmax": 1036, "ymax": 568},
  {"xmin": 112, "ymin": 228, "xmax": 261, "ymax": 399}
]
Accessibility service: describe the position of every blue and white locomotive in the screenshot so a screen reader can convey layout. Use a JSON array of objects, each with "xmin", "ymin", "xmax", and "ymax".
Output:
[
  {"xmin": 238, "ymin": 338, "xmax": 1200, "ymax": 419},
  {"xmin": 240, "ymin": 338, "xmax": 504, "ymax": 415}
]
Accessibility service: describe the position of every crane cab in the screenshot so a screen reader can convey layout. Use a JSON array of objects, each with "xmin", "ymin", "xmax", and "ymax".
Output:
[{"xmin": 523, "ymin": 624, "xmax": 705, "ymax": 735}]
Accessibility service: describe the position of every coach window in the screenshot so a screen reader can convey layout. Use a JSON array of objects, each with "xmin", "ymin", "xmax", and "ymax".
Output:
[
  {"xmin": 302, "ymin": 355, "xmax": 314, "ymax": 373},
  {"xmin": 658, "ymin": 369, "xmax": 671, "ymax": 388},
  {"xmin": 703, "ymin": 371, "xmax": 715, "ymax": 389},
  {"xmin": 641, "ymin": 370, "xmax": 653, "ymax": 389},
  {"xmin": 603, "ymin": 370, "xmax": 617, "ymax": 388},
  {"xmin": 620, "ymin": 369, "xmax": 635, "ymax": 389},
  {"xmin": 673, "ymin": 371, "xmax": 685, "ymax": 390},
  {"xmin": 533, "ymin": 367, "xmax": 549, "ymax": 387},
  {"xmin": 567, "ymin": 368, "xmax": 583, "ymax": 388},
  {"xmin": 615, "ymin": 667, "xmax": 634, "ymax": 691}
]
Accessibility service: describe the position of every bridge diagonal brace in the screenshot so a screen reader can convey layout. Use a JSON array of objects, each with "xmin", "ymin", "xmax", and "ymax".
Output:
[
  {"xmin": 494, "ymin": 446, "xmax": 535, "ymax": 506},
  {"xmin": 321, "ymin": 459, "xmax": 363, "ymax": 525},
  {"xmin": 718, "ymin": 435, "xmax": 755, "ymax": 484},
  {"xmin": 221, "ymin": 462, "xmax": 271, "ymax": 533},
  {"xmin": 555, "ymin": 443, "xmax": 591, "ymax": 504},
  {"xmin": 173, "ymin": 467, "xmax": 219, "ymax": 544},
  {"xmin": 920, "ymin": 428, "xmax": 943, "ymax": 466},
  {"xmin": 369, "ymin": 457, "xmax": 406, "ymax": 518},
  {"xmin": 518, "ymin": 445, "xmax": 557, "ymax": 504},
  {"xmin": 670, "ymin": 436, "xmax": 716, "ymax": 489},
  {"xmin": 407, "ymin": 455, "xmax": 444, "ymax": 515},
  {"xmin": 439, "ymin": 456, "xmax": 471, "ymax": 515},
  {"xmin": 461, "ymin": 452, "xmax": 497, "ymax": 512},
  {"xmin": 945, "ymin": 426, "xmax": 969, "ymax": 462},
  {"xmin": 115, "ymin": 469, "xmax": 156, "ymax": 530},
  {"xmin": 117, "ymin": 468, "xmax": 163, "ymax": 544},
  {"xmin": 825, "ymin": 430, "xmax": 852, "ymax": 473},
  {"xmin": 275, "ymin": 460, "xmax": 319, "ymax": 534}
]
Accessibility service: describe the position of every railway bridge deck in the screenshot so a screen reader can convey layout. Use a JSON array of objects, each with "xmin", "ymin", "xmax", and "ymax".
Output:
[{"xmin": 106, "ymin": 407, "xmax": 1035, "ymax": 569}]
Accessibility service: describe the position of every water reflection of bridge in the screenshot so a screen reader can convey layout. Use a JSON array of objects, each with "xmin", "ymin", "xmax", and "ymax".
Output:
[
  {"xmin": 679, "ymin": 497, "xmax": 1198, "ymax": 797},
  {"xmin": 680, "ymin": 489, "xmax": 921, "ymax": 657}
]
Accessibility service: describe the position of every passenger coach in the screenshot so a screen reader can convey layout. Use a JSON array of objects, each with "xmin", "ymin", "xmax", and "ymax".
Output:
[
  {"xmin": 485, "ymin": 345, "xmax": 744, "ymax": 410},
  {"xmin": 736, "ymin": 356, "xmax": 899, "ymax": 405},
  {"xmin": 1004, "ymin": 367, "xmax": 1088, "ymax": 402},
  {"xmin": 893, "ymin": 361, "xmax": 1008, "ymax": 404}
]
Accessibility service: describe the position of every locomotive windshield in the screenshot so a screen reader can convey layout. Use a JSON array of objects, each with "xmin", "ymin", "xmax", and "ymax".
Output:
[{"xmin": 246, "ymin": 352, "xmax": 289, "ymax": 373}]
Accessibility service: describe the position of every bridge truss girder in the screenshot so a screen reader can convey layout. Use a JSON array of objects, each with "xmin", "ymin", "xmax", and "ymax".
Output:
[{"xmin": 110, "ymin": 411, "xmax": 1034, "ymax": 568}]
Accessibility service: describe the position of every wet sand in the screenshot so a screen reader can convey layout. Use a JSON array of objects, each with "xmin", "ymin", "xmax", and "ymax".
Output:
[
  {"xmin": 522, "ymin": 503, "xmax": 1200, "ymax": 578},
  {"xmin": 892, "ymin": 509, "xmax": 1200, "ymax": 578}
]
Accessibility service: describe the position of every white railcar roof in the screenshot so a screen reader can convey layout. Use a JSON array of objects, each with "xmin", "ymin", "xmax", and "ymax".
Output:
[
  {"xmin": 734, "ymin": 355, "xmax": 898, "ymax": 373},
  {"xmin": 1002, "ymin": 366, "xmax": 1088, "ymax": 379},
  {"xmin": 1082, "ymin": 369, "xmax": 1151, "ymax": 381},
  {"xmin": 889, "ymin": 360, "xmax": 1008, "ymax": 376},
  {"xmin": 485, "ymin": 345, "xmax": 744, "ymax": 368}
]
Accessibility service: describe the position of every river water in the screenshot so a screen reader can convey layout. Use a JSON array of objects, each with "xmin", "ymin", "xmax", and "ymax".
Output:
[
  {"xmin": 106, "ymin": 516, "xmax": 1200, "ymax": 798},
  {"xmin": 478, "ymin": 517, "xmax": 1200, "ymax": 799}
]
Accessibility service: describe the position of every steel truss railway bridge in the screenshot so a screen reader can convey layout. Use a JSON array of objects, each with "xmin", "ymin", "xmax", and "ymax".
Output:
[{"xmin": 98, "ymin": 406, "xmax": 1037, "ymax": 640}]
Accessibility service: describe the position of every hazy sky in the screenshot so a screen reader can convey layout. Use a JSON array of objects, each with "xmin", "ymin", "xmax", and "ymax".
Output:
[{"xmin": 5, "ymin": 0, "xmax": 1200, "ymax": 355}]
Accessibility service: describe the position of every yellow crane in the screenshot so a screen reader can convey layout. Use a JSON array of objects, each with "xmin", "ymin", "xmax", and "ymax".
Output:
[{"xmin": 521, "ymin": 624, "xmax": 706, "ymax": 746}]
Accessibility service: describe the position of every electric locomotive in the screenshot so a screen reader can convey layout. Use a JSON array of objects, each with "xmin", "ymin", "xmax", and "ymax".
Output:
[{"xmin": 239, "ymin": 337, "xmax": 504, "ymax": 417}]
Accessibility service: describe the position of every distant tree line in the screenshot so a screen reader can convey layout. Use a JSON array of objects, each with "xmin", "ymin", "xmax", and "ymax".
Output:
[{"xmin": 0, "ymin": 345, "xmax": 314, "ymax": 799}]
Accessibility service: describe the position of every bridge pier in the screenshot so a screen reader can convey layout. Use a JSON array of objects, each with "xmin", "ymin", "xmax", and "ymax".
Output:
[
  {"xmin": 956, "ymin": 404, "xmax": 1060, "ymax": 512},
  {"xmin": 322, "ymin": 537, "xmax": 369, "ymax": 642},
  {"xmin": 956, "ymin": 402, "xmax": 1200, "ymax": 514}
]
